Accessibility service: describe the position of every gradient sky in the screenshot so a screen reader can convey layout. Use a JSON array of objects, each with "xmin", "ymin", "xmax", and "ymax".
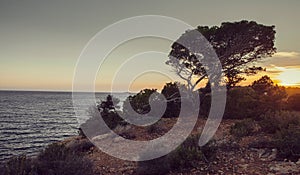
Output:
[{"xmin": 1, "ymin": 0, "xmax": 300, "ymax": 91}]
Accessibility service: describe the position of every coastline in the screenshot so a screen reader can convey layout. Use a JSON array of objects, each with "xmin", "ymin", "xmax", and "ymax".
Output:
[{"xmin": 3, "ymin": 118, "xmax": 299, "ymax": 175}]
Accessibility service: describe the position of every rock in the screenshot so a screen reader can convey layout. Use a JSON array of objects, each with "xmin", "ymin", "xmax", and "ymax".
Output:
[
  {"xmin": 239, "ymin": 164, "xmax": 248, "ymax": 169},
  {"xmin": 268, "ymin": 148, "xmax": 277, "ymax": 161},
  {"xmin": 258, "ymin": 148, "xmax": 277, "ymax": 161},
  {"xmin": 269, "ymin": 161, "xmax": 300, "ymax": 174},
  {"xmin": 217, "ymin": 170, "xmax": 224, "ymax": 174}
]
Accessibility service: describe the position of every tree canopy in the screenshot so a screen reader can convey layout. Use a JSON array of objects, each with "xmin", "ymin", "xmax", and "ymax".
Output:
[
  {"xmin": 287, "ymin": 94, "xmax": 300, "ymax": 111},
  {"xmin": 167, "ymin": 20, "xmax": 276, "ymax": 90},
  {"xmin": 251, "ymin": 75, "xmax": 287, "ymax": 114}
]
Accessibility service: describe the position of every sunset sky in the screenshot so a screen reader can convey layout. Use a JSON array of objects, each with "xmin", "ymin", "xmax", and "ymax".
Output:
[{"xmin": 0, "ymin": 0, "xmax": 300, "ymax": 92}]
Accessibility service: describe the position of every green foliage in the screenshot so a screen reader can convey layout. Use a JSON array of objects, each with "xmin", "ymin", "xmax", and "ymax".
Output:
[
  {"xmin": 101, "ymin": 111, "xmax": 124, "ymax": 130},
  {"xmin": 274, "ymin": 125, "xmax": 300, "ymax": 161},
  {"xmin": 167, "ymin": 135, "xmax": 217, "ymax": 170},
  {"xmin": 38, "ymin": 143, "xmax": 70, "ymax": 162},
  {"xmin": 257, "ymin": 111, "xmax": 300, "ymax": 161},
  {"xmin": 145, "ymin": 121, "xmax": 165, "ymax": 134},
  {"xmin": 98, "ymin": 95, "xmax": 124, "ymax": 129},
  {"xmin": 167, "ymin": 20, "xmax": 276, "ymax": 89},
  {"xmin": 36, "ymin": 143, "xmax": 93, "ymax": 175},
  {"xmin": 81, "ymin": 106, "xmax": 106, "ymax": 137},
  {"xmin": 161, "ymin": 82, "xmax": 181, "ymax": 118},
  {"xmin": 198, "ymin": 92, "xmax": 211, "ymax": 117},
  {"xmin": 1, "ymin": 155, "xmax": 35, "ymax": 175},
  {"xmin": 118, "ymin": 131, "xmax": 136, "ymax": 140},
  {"xmin": 287, "ymin": 93, "xmax": 300, "ymax": 111},
  {"xmin": 136, "ymin": 156, "xmax": 170, "ymax": 175},
  {"xmin": 136, "ymin": 145, "xmax": 171, "ymax": 175},
  {"xmin": 123, "ymin": 89, "xmax": 157, "ymax": 115},
  {"xmin": 230, "ymin": 118, "xmax": 255, "ymax": 138},
  {"xmin": 200, "ymin": 76, "xmax": 287, "ymax": 120},
  {"xmin": 252, "ymin": 75, "xmax": 275, "ymax": 94},
  {"xmin": 98, "ymin": 95, "xmax": 120, "ymax": 113},
  {"xmin": 65, "ymin": 139, "xmax": 94, "ymax": 153},
  {"xmin": 81, "ymin": 95, "xmax": 124, "ymax": 137},
  {"xmin": 251, "ymin": 76, "xmax": 287, "ymax": 114},
  {"xmin": 168, "ymin": 135, "xmax": 204, "ymax": 170},
  {"xmin": 224, "ymin": 87, "xmax": 257, "ymax": 119},
  {"xmin": 137, "ymin": 134, "xmax": 217, "ymax": 174},
  {"xmin": 259, "ymin": 111, "xmax": 300, "ymax": 134},
  {"xmin": 199, "ymin": 76, "xmax": 287, "ymax": 119},
  {"xmin": 1, "ymin": 143, "xmax": 93, "ymax": 175}
]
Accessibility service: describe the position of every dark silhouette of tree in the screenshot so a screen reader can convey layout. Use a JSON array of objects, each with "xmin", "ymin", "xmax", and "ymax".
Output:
[
  {"xmin": 98, "ymin": 95, "xmax": 120, "ymax": 113},
  {"xmin": 123, "ymin": 89, "xmax": 158, "ymax": 115},
  {"xmin": 161, "ymin": 82, "xmax": 181, "ymax": 118},
  {"xmin": 224, "ymin": 87, "xmax": 257, "ymax": 119},
  {"xmin": 252, "ymin": 75, "xmax": 275, "ymax": 95},
  {"xmin": 80, "ymin": 95, "xmax": 123, "ymax": 137},
  {"xmin": 251, "ymin": 76, "xmax": 287, "ymax": 114},
  {"xmin": 287, "ymin": 94, "xmax": 300, "ymax": 111},
  {"xmin": 167, "ymin": 20, "xmax": 276, "ymax": 90},
  {"xmin": 97, "ymin": 95, "xmax": 123, "ymax": 129}
]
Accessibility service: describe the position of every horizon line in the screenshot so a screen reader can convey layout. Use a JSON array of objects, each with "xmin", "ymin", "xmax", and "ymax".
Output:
[{"xmin": 1, "ymin": 85, "xmax": 300, "ymax": 93}]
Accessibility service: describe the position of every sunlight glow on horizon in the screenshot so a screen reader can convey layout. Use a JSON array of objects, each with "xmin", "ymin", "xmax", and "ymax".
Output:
[{"xmin": 275, "ymin": 67, "xmax": 300, "ymax": 87}]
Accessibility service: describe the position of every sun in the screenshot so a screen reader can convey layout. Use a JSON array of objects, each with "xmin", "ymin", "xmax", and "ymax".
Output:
[{"xmin": 276, "ymin": 67, "xmax": 300, "ymax": 87}]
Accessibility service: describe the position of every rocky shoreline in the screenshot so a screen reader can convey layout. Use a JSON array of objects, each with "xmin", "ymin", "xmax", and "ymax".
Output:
[{"xmin": 59, "ymin": 118, "xmax": 300, "ymax": 175}]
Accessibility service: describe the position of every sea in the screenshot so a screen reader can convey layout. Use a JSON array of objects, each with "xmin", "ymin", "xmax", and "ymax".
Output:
[{"xmin": 0, "ymin": 91, "xmax": 130, "ymax": 162}]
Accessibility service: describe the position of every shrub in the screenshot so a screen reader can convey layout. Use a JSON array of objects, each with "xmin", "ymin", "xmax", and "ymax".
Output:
[
  {"xmin": 230, "ymin": 118, "xmax": 255, "ymax": 138},
  {"xmin": 200, "ymin": 86, "xmax": 262, "ymax": 119},
  {"xmin": 145, "ymin": 120, "xmax": 166, "ymax": 134},
  {"xmin": 224, "ymin": 87, "xmax": 258, "ymax": 119},
  {"xmin": 146, "ymin": 124, "xmax": 160, "ymax": 134},
  {"xmin": 259, "ymin": 111, "xmax": 300, "ymax": 134},
  {"xmin": 65, "ymin": 138, "xmax": 94, "ymax": 152},
  {"xmin": 273, "ymin": 125, "xmax": 300, "ymax": 162},
  {"xmin": 78, "ymin": 127, "xmax": 87, "ymax": 138},
  {"xmin": 201, "ymin": 76, "xmax": 287, "ymax": 119},
  {"xmin": 251, "ymin": 76, "xmax": 287, "ymax": 114},
  {"xmin": 36, "ymin": 143, "xmax": 93, "ymax": 175},
  {"xmin": 136, "ymin": 144, "xmax": 171, "ymax": 175},
  {"xmin": 80, "ymin": 106, "xmax": 108, "ymax": 137},
  {"xmin": 1, "ymin": 155, "xmax": 35, "ymax": 175},
  {"xmin": 101, "ymin": 111, "xmax": 124, "ymax": 129},
  {"xmin": 161, "ymin": 82, "xmax": 181, "ymax": 118},
  {"xmin": 81, "ymin": 95, "xmax": 124, "ymax": 138},
  {"xmin": 287, "ymin": 93, "xmax": 300, "ymax": 111},
  {"xmin": 256, "ymin": 111, "xmax": 300, "ymax": 161},
  {"xmin": 1, "ymin": 143, "xmax": 93, "ymax": 175},
  {"xmin": 122, "ymin": 88, "xmax": 172, "ymax": 126},
  {"xmin": 199, "ymin": 92, "xmax": 211, "ymax": 117},
  {"xmin": 123, "ymin": 89, "xmax": 158, "ymax": 115},
  {"xmin": 98, "ymin": 95, "xmax": 124, "ymax": 129},
  {"xmin": 167, "ymin": 135, "xmax": 217, "ymax": 170},
  {"xmin": 136, "ymin": 156, "xmax": 170, "ymax": 175},
  {"xmin": 137, "ymin": 134, "xmax": 216, "ymax": 174},
  {"xmin": 118, "ymin": 131, "xmax": 136, "ymax": 139},
  {"xmin": 167, "ymin": 136, "xmax": 202, "ymax": 170}
]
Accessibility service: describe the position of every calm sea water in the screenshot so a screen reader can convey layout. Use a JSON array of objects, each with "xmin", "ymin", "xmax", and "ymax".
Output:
[{"xmin": 0, "ymin": 91, "xmax": 130, "ymax": 162}]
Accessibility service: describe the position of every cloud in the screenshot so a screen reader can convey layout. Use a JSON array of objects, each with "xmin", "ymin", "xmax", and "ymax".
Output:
[
  {"xmin": 266, "ymin": 69, "xmax": 282, "ymax": 74},
  {"xmin": 262, "ymin": 51, "xmax": 300, "ymax": 67},
  {"xmin": 273, "ymin": 51, "xmax": 300, "ymax": 58}
]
